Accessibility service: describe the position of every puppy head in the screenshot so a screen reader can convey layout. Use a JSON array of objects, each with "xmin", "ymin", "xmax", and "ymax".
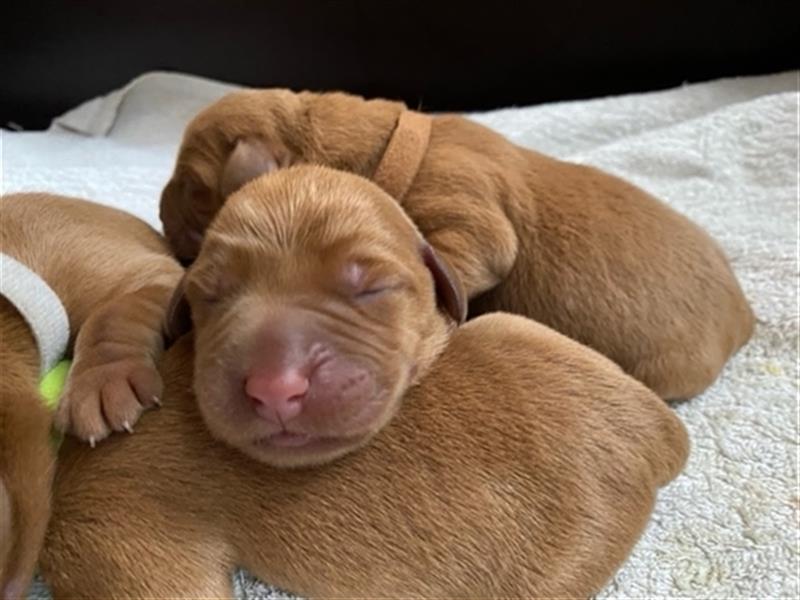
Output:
[
  {"xmin": 167, "ymin": 165, "xmax": 464, "ymax": 468},
  {"xmin": 160, "ymin": 89, "xmax": 403, "ymax": 263},
  {"xmin": 160, "ymin": 89, "xmax": 301, "ymax": 264}
]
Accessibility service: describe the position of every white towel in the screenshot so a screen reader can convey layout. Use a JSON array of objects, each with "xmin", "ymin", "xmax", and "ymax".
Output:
[{"xmin": 5, "ymin": 70, "xmax": 797, "ymax": 599}]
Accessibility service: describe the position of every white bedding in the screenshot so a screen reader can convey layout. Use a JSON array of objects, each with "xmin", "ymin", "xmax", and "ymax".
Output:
[{"xmin": 4, "ymin": 70, "xmax": 798, "ymax": 599}]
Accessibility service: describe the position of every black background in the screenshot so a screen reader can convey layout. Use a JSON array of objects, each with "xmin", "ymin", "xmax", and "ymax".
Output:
[{"xmin": 2, "ymin": 0, "xmax": 798, "ymax": 130}]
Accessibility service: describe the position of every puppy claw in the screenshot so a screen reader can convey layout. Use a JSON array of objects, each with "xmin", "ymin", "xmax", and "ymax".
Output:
[
  {"xmin": 152, "ymin": 395, "xmax": 162, "ymax": 407},
  {"xmin": 89, "ymin": 436, "xmax": 96, "ymax": 449},
  {"xmin": 123, "ymin": 421, "xmax": 134, "ymax": 434}
]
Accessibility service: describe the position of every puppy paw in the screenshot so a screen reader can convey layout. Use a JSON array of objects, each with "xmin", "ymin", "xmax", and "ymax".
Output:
[{"xmin": 55, "ymin": 355, "xmax": 162, "ymax": 445}]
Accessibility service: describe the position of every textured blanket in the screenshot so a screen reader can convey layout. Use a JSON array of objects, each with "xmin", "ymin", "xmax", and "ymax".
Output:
[{"xmin": 4, "ymin": 70, "xmax": 798, "ymax": 599}]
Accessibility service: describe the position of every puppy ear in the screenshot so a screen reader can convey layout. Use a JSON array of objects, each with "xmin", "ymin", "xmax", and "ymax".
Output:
[
  {"xmin": 164, "ymin": 274, "xmax": 192, "ymax": 345},
  {"xmin": 160, "ymin": 174, "xmax": 216, "ymax": 265},
  {"xmin": 161, "ymin": 138, "xmax": 290, "ymax": 264},
  {"xmin": 421, "ymin": 244, "xmax": 467, "ymax": 324},
  {"xmin": 219, "ymin": 138, "xmax": 284, "ymax": 198}
]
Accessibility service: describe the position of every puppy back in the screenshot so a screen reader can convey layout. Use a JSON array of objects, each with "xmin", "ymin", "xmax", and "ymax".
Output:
[{"xmin": 446, "ymin": 313, "xmax": 689, "ymax": 484}]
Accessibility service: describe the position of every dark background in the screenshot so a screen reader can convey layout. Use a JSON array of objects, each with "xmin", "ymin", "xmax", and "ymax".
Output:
[{"xmin": 2, "ymin": 0, "xmax": 798, "ymax": 130}]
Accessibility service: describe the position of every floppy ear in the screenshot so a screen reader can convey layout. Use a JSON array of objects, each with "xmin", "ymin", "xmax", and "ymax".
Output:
[
  {"xmin": 160, "ymin": 138, "xmax": 288, "ymax": 264},
  {"xmin": 421, "ymin": 243, "xmax": 467, "ymax": 324},
  {"xmin": 159, "ymin": 173, "xmax": 219, "ymax": 265},
  {"xmin": 219, "ymin": 137, "xmax": 285, "ymax": 198},
  {"xmin": 163, "ymin": 274, "xmax": 192, "ymax": 345}
]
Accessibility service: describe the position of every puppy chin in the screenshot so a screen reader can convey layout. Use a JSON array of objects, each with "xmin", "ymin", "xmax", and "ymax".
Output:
[
  {"xmin": 201, "ymin": 401, "xmax": 395, "ymax": 469},
  {"xmin": 241, "ymin": 432, "xmax": 377, "ymax": 469}
]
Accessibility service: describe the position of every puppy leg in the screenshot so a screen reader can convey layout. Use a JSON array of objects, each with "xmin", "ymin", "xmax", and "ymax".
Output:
[
  {"xmin": 406, "ymin": 193, "xmax": 519, "ymax": 298},
  {"xmin": 42, "ymin": 515, "xmax": 233, "ymax": 599},
  {"xmin": 47, "ymin": 561, "xmax": 233, "ymax": 600},
  {"xmin": 632, "ymin": 346, "xmax": 727, "ymax": 401},
  {"xmin": 56, "ymin": 282, "xmax": 178, "ymax": 444},
  {"xmin": 0, "ymin": 386, "xmax": 54, "ymax": 600}
]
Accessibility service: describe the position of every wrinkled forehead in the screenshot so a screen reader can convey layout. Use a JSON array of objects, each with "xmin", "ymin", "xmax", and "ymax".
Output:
[{"xmin": 203, "ymin": 170, "xmax": 420, "ymax": 264}]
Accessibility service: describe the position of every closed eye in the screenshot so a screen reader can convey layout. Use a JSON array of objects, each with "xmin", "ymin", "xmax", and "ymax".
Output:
[
  {"xmin": 354, "ymin": 283, "xmax": 404, "ymax": 301},
  {"xmin": 356, "ymin": 287, "xmax": 389, "ymax": 300}
]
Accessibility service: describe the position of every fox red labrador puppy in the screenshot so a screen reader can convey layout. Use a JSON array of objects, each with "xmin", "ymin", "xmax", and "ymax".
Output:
[
  {"xmin": 160, "ymin": 89, "xmax": 755, "ymax": 400},
  {"xmin": 42, "ymin": 169, "xmax": 689, "ymax": 599}
]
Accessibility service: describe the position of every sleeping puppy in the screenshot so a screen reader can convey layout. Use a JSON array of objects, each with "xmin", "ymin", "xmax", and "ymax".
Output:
[
  {"xmin": 40, "ymin": 167, "xmax": 689, "ymax": 598},
  {"xmin": 0, "ymin": 194, "xmax": 182, "ymax": 599},
  {"xmin": 160, "ymin": 88, "xmax": 755, "ymax": 400},
  {"xmin": 166, "ymin": 165, "xmax": 465, "ymax": 467}
]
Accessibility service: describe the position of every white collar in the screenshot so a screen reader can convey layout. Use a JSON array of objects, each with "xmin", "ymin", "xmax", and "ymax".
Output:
[{"xmin": 0, "ymin": 252, "xmax": 70, "ymax": 374}]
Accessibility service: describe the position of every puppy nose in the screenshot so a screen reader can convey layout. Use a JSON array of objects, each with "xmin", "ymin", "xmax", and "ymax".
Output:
[{"xmin": 245, "ymin": 369, "xmax": 308, "ymax": 424}]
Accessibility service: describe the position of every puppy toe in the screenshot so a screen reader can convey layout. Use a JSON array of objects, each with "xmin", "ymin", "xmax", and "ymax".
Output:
[
  {"xmin": 64, "ymin": 387, "xmax": 110, "ymax": 444},
  {"xmin": 128, "ymin": 363, "xmax": 163, "ymax": 410},
  {"xmin": 100, "ymin": 379, "xmax": 144, "ymax": 433}
]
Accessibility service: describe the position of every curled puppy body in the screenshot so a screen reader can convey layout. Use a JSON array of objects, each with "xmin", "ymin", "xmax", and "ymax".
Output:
[
  {"xmin": 41, "ymin": 312, "xmax": 689, "ymax": 599},
  {"xmin": 166, "ymin": 165, "xmax": 465, "ymax": 467},
  {"xmin": 160, "ymin": 89, "xmax": 755, "ymax": 400},
  {"xmin": 0, "ymin": 194, "xmax": 182, "ymax": 598}
]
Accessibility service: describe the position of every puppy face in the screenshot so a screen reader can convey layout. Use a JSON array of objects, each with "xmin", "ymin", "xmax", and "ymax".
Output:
[
  {"xmin": 160, "ymin": 89, "xmax": 402, "ymax": 263},
  {"xmin": 168, "ymin": 166, "xmax": 464, "ymax": 468}
]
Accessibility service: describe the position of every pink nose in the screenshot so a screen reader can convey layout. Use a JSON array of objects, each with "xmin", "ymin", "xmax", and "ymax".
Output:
[{"xmin": 245, "ymin": 369, "xmax": 309, "ymax": 424}]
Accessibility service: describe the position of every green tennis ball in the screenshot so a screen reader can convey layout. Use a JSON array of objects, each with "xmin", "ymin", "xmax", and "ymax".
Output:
[{"xmin": 39, "ymin": 359, "xmax": 72, "ymax": 412}]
